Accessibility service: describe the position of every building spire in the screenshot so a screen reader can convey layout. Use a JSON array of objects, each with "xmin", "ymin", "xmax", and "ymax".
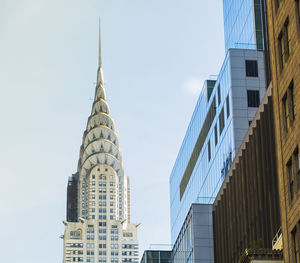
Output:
[
  {"xmin": 97, "ymin": 18, "xmax": 104, "ymax": 86},
  {"xmin": 98, "ymin": 18, "xmax": 102, "ymax": 69}
]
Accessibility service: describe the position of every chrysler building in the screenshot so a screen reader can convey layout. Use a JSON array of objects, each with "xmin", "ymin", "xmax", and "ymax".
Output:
[{"xmin": 61, "ymin": 28, "xmax": 139, "ymax": 263}]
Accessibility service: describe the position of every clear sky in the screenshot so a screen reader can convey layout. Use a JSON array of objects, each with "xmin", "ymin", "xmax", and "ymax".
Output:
[{"xmin": 0, "ymin": 0, "xmax": 224, "ymax": 262}]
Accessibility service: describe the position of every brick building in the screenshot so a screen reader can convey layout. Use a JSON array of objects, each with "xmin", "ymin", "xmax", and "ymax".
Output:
[{"xmin": 265, "ymin": 0, "xmax": 300, "ymax": 261}]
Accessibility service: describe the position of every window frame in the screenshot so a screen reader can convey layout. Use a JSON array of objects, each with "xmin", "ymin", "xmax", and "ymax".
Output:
[
  {"xmin": 245, "ymin": 60, "xmax": 258, "ymax": 77},
  {"xmin": 208, "ymin": 140, "xmax": 211, "ymax": 162},
  {"xmin": 282, "ymin": 92, "xmax": 290, "ymax": 132},
  {"xmin": 247, "ymin": 90, "xmax": 260, "ymax": 108},
  {"xmin": 287, "ymin": 159, "xmax": 294, "ymax": 201}
]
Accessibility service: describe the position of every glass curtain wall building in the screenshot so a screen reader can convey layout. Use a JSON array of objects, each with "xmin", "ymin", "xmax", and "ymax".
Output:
[
  {"xmin": 170, "ymin": 49, "xmax": 266, "ymax": 244},
  {"xmin": 169, "ymin": 0, "xmax": 268, "ymax": 248}
]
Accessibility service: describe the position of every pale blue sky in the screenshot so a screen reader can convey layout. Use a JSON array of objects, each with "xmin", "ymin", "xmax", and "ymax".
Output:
[{"xmin": 0, "ymin": 0, "xmax": 224, "ymax": 262}]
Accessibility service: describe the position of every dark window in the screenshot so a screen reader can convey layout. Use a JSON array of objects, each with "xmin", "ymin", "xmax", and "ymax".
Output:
[
  {"xmin": 296, "ymin": 0, "xmax": 300, "ymax": 30},
  {"xmin": 283, "ymin": 93, "xmax": 290, "ymax": 131},
  {"xmin": 245, "ymin": 60, "xmax": 258, "ymax": 77},
  {"xmin": 208, "ymin": 140, "xmax": 211, "ymax": 162},
  {"xmin": 278, "ymin": 18, "xmax": 291, "ymax": 71},
  {"xmin": 278, "ymin": 32, "xmax": 284, "ymax": 71},
  {"xmin": 247, "ymin": 90, "xmax": 260, "ymax": 107},
  {"xmin": 294, "ymin": 147, "xmax": 300, "ymax": 190},
  {"xmin": 219, "ymin": 108, "xmax": 225, "ymax": 135},
  {"xmin": 289, "ymin": 81, "xmax": 295, "ymax": 122},
  {"xmin": 214, "ymin": 124, "xmax": 218, "ymax": 146},
  {"xmin": 249, "ymin": 120, "xmax": 252, "ymax": 126},
  {"xmin": 226, "ymin": 95, "xmax": 230, "ymax": 118},
  {"xmin": 292, "ymin": 227, "xmax": 300, "ymax": 263},
  {"xmin": 275, "ymin": 0, "xmax": 280, "ymax": 10},
  {"xmin": 287, "ymin": 159, "xmax": 294, "ymax": 201},
  {"xmin": 217, "ymin": 85, "xmax": 221, "ymax": 105},
  {"xmin": 285, "ymin": 19, "xmax": 292, "ymax": 59}
]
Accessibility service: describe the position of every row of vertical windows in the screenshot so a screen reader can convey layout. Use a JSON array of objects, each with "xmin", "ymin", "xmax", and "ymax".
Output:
[
  {"xmin": 69, "ymin": 243, "xmax": 84, "ymax": 248},
  {"xmin": 71, "ymin": 258, "xmax": 83, "ymax": 262},
  {"xmin": 209, "ymin": 94, "xmax": 231, "ymax": 162},
  {"xmin": 219, "ymin": 108, "xmax": 225, "ymax": 135}
]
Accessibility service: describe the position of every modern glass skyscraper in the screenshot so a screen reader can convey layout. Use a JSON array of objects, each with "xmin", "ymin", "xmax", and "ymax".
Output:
[
  {"xmin": 169, "ymin": 0, "xmax": 267, "ymax": 247},
  {"xmin": 62, "ymin": 31, "xmax": 139, "ymax": 263}
]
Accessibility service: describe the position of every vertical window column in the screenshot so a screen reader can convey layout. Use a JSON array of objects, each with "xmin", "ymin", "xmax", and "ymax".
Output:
[
  {"xmin": 294, "ymin": 148, "xmax": 300, "ymax": 190},
  {"xmin": 296, "ymin": 0, "xmax": 300, "ymax": 33},
  {"xmin": 208, "ymin": 140, "xmax": 211, "ymax": 162},
  {"xmin": 287, "ymin": 159, "xmax": 294, "ymax": 201},
  {"xmin": 292, "ymin": 226, "xmax": 300, "ymax": 263},
  {"xmin": 282, "ymin": 80, "xmax": 295, "ymax": 133}
]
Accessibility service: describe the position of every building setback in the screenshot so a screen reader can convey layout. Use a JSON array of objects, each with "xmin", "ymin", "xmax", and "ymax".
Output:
[
  {"xmin": 61, "ymin": 30, "xmax": 139, "ymax": 263},
  {"xmin": 140, "ymin": 250, "xmax": 172, "ymax": 263},
  {"xmin": 265, "ymin": 0, "xmax": 300, "ymax": 261},
  {"xmin": 213, "ymin": 87, "xmax": 281, "ymax": 263}
]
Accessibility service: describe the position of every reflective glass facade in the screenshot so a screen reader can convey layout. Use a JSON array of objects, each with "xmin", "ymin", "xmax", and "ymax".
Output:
[
  {"xmin": 170, "ymin": 49, "xmax": 266, "ymax": 244},
  {"xmin": 172, "ymin": 204, "xmax": 214, "ymax": 263},
  {"xmin": 223, "ymin": 0, "xmax": 264, "ymax": 52}
]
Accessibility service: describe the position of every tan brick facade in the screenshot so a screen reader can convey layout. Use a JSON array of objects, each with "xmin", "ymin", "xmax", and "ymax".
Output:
[{"xmin": 266, "ymin": 0, "xmax": 300, "ymax": 261}]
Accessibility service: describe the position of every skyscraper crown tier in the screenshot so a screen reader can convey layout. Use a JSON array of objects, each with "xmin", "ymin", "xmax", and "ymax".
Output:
[{"xmin": 78, "ymin": 68, "xmax": 123, "ymax": 178}]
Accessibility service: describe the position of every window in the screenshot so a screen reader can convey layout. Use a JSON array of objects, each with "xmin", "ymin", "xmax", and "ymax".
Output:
[
  {"xmin": 219, "ymin": 108, "xmax": 225, "ymax": 135},
  {"xmin": 217, "ymin": 85, "xmax": 221, "ymax": 105},
  {"xmin": 275, "ymin": 0, "xmax": 280, "ymax": 10},
  {"xmin": 289, "ymin": 81, "xmax": 295, "ymax": 122},
  {"xmin": 214, "ymin": 124, "xmax": 218, "ymax": 146},
  {"xmin": 226, "ymin": 95, "xmax": 230, "ymax": 118},
  {"xmin": 283, "ymin": 93, "xmax": 290, "ymax": 131},
  {"xmin": 285, "ymin": 19, "xmax": 292, "ymax": 59},
  {"xmin": 278, "ymin": 31, "xmax": 285, "ymax": 71},
  {"xmin": 292, "ymin": 227, "xmax": 300, "ymax": 263},
  {"xmin": 287, "ymin": 159, "xmax": 294, "ymax": 201},
  {"xmin": 294, "ymin": 148, "xmax": 300, "ymax": 190},
  {"xmin": 282, "ymin": 81, "xmax": 295, "ymax": 133},
  {"xmin": 247, "ymin": 90, "xmax": 260, "ymax": 107},
  {"xmin": 296, "ymin": 0, "xmax": 300, "ymax": 29},
  {"xmin": 278, "ymin": 18, "xmax": 291, "ymax": 71},
  {"xmin": 208, "ymin": 140, "xmax": 211, "ymax": 162},
  {"xmin": 245, "ymin": 60, "xmax": 258, "ymax": 77}
]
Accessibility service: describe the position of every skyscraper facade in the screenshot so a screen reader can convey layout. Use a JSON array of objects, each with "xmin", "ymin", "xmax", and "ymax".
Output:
[
  {"xmin": 169, "ymin": 49, "xmax": 266, "ymax": 245},
  {"xmin": 265, "ymin": 0, "xmax": 300, "ymax": 261},
  {"xmin": 62, "ymin": 32, "xmax": 139, "ymax": 263},
  {"xmin": 169, "ymin": 0, "xmax": 268, "ymax": 249}
]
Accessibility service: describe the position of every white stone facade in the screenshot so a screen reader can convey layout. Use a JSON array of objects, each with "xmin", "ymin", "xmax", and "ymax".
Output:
[{"xmin": 62, "ymin": 32, "xmax": 139, "ymax": 263}]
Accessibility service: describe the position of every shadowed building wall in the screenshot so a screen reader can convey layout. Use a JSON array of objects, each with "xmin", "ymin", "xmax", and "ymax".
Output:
[{"xmin": 213, "ymin": 87, "xmax": 281, "ymax": 263}]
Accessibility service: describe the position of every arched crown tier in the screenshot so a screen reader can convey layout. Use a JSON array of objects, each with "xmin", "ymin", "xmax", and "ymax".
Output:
[{"xmin": 92, "ymin": 99, "xmax": 109, "ymax": 115}]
